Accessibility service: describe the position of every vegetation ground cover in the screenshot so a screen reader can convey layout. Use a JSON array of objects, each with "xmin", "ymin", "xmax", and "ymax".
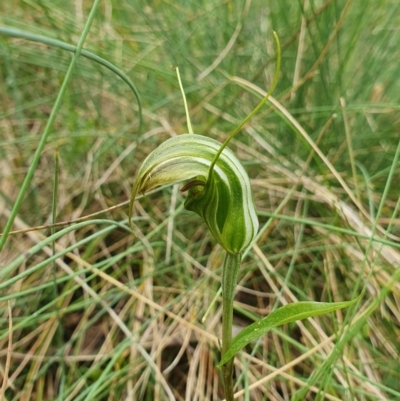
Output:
[{"xmin": 0, "ymin": 1, "xmax": 399, "ymax": 400}]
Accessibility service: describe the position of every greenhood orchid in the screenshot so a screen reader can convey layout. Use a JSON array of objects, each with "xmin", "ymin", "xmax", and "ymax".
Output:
[{"xmin": 129, "ymin": 133, "xmax": 259, "ymax": 254}]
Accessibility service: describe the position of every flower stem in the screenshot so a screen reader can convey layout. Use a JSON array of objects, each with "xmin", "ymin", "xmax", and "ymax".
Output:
[{"xmin": 221, "ymin": 252, "xmax": 241, "ymax": 401}]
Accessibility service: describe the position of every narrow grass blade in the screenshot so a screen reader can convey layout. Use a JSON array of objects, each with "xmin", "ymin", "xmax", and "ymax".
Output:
[{"xmin": 0, "ymin": 0, "xmax": 107, "ymax": 250}]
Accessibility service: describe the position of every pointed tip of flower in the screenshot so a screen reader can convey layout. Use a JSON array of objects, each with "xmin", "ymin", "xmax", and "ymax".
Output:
[{"xmin": 128, "ymin": 180, "xmax": 141, "ymax": 229}]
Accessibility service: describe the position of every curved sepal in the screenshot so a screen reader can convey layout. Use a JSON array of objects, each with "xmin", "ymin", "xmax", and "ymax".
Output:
[{"xmin": 129, "ymin": 134, "xmax": 258, "ymax": 254}]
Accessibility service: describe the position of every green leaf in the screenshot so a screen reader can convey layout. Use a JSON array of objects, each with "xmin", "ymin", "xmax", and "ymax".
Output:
[{"xmin": 217, "ymin": 298, "xmax": 359, "ymax": 367}]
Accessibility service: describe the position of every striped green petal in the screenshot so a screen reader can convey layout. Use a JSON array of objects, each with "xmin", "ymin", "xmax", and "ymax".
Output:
[{"xmin": 130, "ymin": 134, "xmax": 258, "ymax": 254}]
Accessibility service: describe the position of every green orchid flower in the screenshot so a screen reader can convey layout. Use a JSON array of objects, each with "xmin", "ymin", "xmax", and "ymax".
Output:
[{"xmin": 129, "ymin": 133, "xmax": 259, "ymax": 254}]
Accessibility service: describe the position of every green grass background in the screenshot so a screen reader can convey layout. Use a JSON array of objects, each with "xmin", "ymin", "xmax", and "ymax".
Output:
[{"xmin": 0, "ymin": 1, "xmax": 399, "ymax": 400}]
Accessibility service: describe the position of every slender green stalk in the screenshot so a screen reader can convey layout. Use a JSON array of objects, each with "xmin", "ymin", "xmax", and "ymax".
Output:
[
  {"xmin": 51, "ymin": 149, "xmax": 59, "ymax": 289},
  {"xmin": 51, "ymin": 148, "xmax": 66, "ymax": 398},
  {"xmin": 340, "ymin": 97, "xmax": 360, "ymax": 204},
  {"xmin": 0, "ymin": 0, "xmax": 103, "ymax": 251},
  {"xmin": 221, "ymin": 252, "xmax": 242, "ymax": 401},
  {"xmin": 175, "ymin": 66, "xmax": 193, "ymax": 134}
]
